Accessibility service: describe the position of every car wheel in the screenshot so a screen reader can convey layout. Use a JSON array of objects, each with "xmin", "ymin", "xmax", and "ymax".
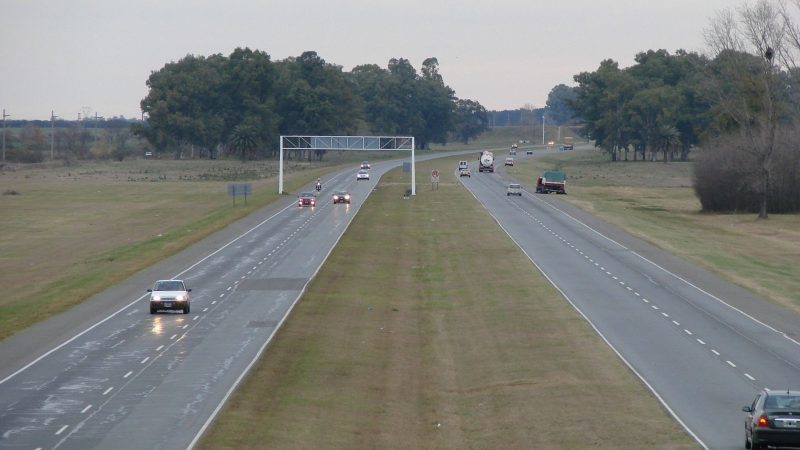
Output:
[
  {"xmin": 150, "ymin": 306, "xmax": 156, "ymax": 314},
  {"xmin": 745, "ymin": 434, "xmax": 751, "ymax": 449},
  {"xmin": 184, "ymin": 304, "xmax": 190, "ymax": 314}
]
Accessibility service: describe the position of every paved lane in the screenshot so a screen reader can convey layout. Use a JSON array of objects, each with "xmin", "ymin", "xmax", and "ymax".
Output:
[
  {"xmin": 459, "ymin": 150, "xmax": 800, "ymax": 449},
  {"xmin": 0, "ymin": 152, "xmax": 469, "ymax": 450}
]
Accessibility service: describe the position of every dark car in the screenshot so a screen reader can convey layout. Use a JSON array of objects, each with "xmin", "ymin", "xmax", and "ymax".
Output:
[
  {"xmin": 332, "ymin": 191, "xmax": 351, "ymax": 204},
  {"xmin": 298, "ymin": 192, "xmax": 316, "ymax": 207},
  {"xmin": 744, "ymin": 389, "xmax": 800, "ymax": 449},
  {"xmin": 148, "ymin": 279, "xmax": 191, "ymax": 314}
]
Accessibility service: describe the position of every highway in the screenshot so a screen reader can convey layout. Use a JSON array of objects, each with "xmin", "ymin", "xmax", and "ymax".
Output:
[
  {"xmin": 0, "ymin": 153, "xmax": 458, "ymax": 450},
  {"xmin": 460, "ymin": 149, "xmax": 800, "ymax": 449},
  {"xmin": 3, "ymin": 147, "xmax": 800, "ymax": 449}
]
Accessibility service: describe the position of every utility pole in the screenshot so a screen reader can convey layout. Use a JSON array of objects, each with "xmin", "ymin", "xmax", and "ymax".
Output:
[
  {"xmin": 2, "ymin": 109, "xmax": 9, "ymax": 163},
  {"xmin": 50, "ymin": 110, "xmax": 58, "ymax": 160},
  {"xmin": 542, "ymin": 115, "xmax": 545, "ymax": 145}
]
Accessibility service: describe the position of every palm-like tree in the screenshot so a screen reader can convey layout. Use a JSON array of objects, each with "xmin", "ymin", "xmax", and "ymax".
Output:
[{"xmin": 229, "ymin": 125, "xmax": 258, "ymax": 161}]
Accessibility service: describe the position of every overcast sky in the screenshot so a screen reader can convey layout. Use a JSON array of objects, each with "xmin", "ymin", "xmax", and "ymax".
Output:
[{"xmin": 1, "ymin": 0, "xmax": 739, "ymax": 120}]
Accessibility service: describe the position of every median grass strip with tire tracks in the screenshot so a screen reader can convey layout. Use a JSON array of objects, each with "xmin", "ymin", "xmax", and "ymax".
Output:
[{"xmin": 199, "ymin": 156, "xmax": 695, "ymax": 449}]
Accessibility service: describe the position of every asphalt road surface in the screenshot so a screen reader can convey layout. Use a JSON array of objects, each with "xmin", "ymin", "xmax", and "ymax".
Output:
[
  {"xmin": 461, "ymin": 148, "xmax": 800, "ymax": 449},
  {"xmin": 0, "ymin": 151, "xmax": 469, "ymax": 450}
]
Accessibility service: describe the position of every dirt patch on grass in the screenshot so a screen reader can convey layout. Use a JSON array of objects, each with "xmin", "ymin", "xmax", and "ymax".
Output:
[{"xmin": 199, "ymin": 156, "xmax": 695, "ymax": 449}]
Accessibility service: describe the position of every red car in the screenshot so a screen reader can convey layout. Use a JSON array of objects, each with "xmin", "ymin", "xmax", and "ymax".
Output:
[{"xmin": 298, "ymin": 192, "xmax": 316, "ymax": 207}]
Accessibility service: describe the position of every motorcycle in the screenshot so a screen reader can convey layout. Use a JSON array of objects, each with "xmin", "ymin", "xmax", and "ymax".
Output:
[{"xmin": 315, "ymin": 182, "xmax": 322, "ymax": 192}]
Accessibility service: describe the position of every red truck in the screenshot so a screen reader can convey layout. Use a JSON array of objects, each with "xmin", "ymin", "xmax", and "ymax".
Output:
[{"xmin": 536, "ymin": 170, "xmax": 566, "ymax": 194}]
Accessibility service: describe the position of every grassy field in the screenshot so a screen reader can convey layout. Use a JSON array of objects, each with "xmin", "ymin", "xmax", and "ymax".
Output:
[
  {"xmin": 509, "ymin": 148, "xmax": 800, "ymax": 312},
  {"xmin": 0, "ymin": 152, "xmax": 394, "ymax": 340},
  {"xmin": 198, "ymin": 156, "xmax": 695, "ymax": 449}
]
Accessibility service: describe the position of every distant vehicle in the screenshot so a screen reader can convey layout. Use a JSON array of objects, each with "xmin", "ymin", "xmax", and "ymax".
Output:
[
  {"xmin": 479, "ymin": 151, "xmax": 494, "ymax": 173},
  {"xmin": 357, "ymin": 169, "xmax": 370, "ymax": 181},
  {"xmin": 148, "ymin": 279, "xmax": 191, "ymax": 314},
  {"xmin": 315, "ymin": 181, "xmax": 322, "ymax": 192},
  {"xmin": 507, "ymin": 183, "xmax": 522, "ymax": 196},
  {"xmin": 504, "ymin": 157, "xmax": 514, "ymax": 166},
  {"xmin": 361, "ymin": 161, "xmax": 370, "ymax": 170},
  {"xmin": 298, "ymin": 192, "xmax": 316, "ymax": 207},
  {"xmin": 510, "ymin": 149, "xmax": 517, "ymax": 155},
  {"xmin": 561, "ymin": 136, "xmax": 574, "ymax": 151},
  {"xmin": 526, "ymin": 150, "xmax": 534, "ymax": 155},
  {"xmin": 332, "ymin": 191, "xmax": 351, "ymax": 204},
  {"xmin": 459, "ymin": 168, "xmax": 471, "ymax": 177},
  {"xmin": 536, "ymin": 170, "xmax": 566, "ymax": 194},
  {"xmin": 511, "ymin": 143, "xmax": 518, "ymax": 149},
  {"xmin": 743, "ymin": 389, "xmax": 800, "ymax": 449},
  {"xmin": 458, "ymin": 160, "xmax": 469, "ymax": 171},
  {"xmin": 144, "ymin": 151, "xmax": 153, "ymax": 158},
  {"xmin": 547, "ymin": 140, "xmax": 555, "ymax": 147}
]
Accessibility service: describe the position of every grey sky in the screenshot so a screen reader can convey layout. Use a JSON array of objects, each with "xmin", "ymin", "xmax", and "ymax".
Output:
[{"xmin": 1, "ymin": 0, "xmax": 737, "ymax": 120}]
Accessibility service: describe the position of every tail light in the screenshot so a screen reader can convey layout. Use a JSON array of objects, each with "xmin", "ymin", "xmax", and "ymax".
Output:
[{"xmin": 758, "ymin": 414, "xmax": 769, "ymax": 428}]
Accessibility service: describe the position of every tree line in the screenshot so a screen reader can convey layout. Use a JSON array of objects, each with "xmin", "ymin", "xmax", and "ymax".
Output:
[
  {"xmin": 133, "ymin": 48, "xmax": 489, "ymax": 160},
  {"xmin": 569, "ymin": 0, "xmax": 800, "ymax": 216}
]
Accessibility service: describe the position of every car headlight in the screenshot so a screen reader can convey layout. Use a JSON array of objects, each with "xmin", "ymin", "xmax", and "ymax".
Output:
[
  {"xmin": 152, "ymin": 295, "xmax": 161, "ymax": 301},
  {"xmin": 345, "ymin": 195, "xmax": 350, "ymax": 200},
  {"xmin": 176, "ymin": 295, "xmax": 186, "ymax": 301}
]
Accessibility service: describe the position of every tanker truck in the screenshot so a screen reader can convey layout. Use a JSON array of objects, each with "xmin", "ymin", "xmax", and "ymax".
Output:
[{"xmin": 479, "ymin": 151, "xmax": 495, "ymax": 173}]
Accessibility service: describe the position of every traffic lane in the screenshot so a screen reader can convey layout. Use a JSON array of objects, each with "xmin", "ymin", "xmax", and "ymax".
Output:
[
  {"xmin": 461, "ymin": 172, "xmax": 758, "ymax": 448},
  {"xmin": 472, "ymin": 168, "xmax": 800, "ymax": 375},
  {"xmin": 0, "ymin": 151, "xmax": 465, "ymax": 449},
  {"xmin": 0, "ymin": 185, "xmax": 342, "ymax": 448}
]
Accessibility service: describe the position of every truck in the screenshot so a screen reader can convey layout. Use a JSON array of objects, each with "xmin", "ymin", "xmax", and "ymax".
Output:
[
  {"xmin": 479, "ymin": 151, "xmax": 494, "ymax": 173},
  {"xmin": 560, "ymin": 136, "xmax": 574, "ymax": 151},
  {"xmin": 536, "ymin": 170, "xmax": 566, "ymax": 194}
]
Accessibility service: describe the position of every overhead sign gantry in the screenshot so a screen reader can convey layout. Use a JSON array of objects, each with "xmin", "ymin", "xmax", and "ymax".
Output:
[{"xmin": 279, "ymin": 135, "xmax": 416, "ymax": 195}]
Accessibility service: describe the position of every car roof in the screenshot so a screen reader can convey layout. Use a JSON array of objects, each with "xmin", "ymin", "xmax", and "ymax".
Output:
[
  {"xmin": 300, "ymin": 192, "xmax": 314, "ymax": 196},
  {"xmin": 509, "ymin": 183, "xmax": 521, "ymax": 187},
  {"xmin": 336, "ymin": 190, "xmax": 349, "ymax": 194}
]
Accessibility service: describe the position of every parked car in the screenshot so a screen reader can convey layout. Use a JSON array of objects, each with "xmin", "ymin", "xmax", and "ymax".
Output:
[
  {"xmin": 743, "ymin": 389, "xmax": 800, "ymax": 449},
  {"xmin": 357, "ymin": 170, "xmax": 370, "ymax": 181},
  {"xmin": 507, "ymin": 183, "xmax": 522, "ymax": 196},
  {"xmin": 459, "ymin": 168, "xmax": 471, "ymax": 177},
  {"xmin": 298, "ymin": 192, "xmax": 316, "ymax": 207},
  {"xmin": 504, "ymin": 157, "xmax": 514, "ymax": 166},
  {"xmin": 332, "ymin": 191, "xmax": 351, "ymax": 204},
  {"xmin": 148, "ymin": 279, "xmax": 191, "ymax": 314}
]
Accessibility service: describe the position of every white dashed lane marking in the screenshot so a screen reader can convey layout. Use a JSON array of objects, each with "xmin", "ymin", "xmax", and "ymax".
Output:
[{"xmin": 55, "ymin": 425, "xmax": 68, "ymax": 436}]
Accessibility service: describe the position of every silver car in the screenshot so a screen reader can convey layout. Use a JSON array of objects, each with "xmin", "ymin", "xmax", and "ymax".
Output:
[
  {"xmin": 507, "ymin": 183, "xmax": 522, "ymax": 196},
  {"xmin": 148, "ymin": 279, "xmax": 191, "ymax": 314}
]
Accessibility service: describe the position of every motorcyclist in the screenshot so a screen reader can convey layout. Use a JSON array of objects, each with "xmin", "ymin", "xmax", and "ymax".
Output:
[{"xmin": 315, "ymin": 178, "xmax": 322, "ymax": 191}]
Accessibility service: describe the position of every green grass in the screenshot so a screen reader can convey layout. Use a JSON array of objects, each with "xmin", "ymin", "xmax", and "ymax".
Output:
[{"xmin": 198, "ymin": 155, "xmax": 695, "ymax": 449}]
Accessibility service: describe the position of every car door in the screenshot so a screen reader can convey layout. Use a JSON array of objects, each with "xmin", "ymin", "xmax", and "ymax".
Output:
[{"xmin": 745, "ymin": 394, "xmax": 761, "ymax": 437}]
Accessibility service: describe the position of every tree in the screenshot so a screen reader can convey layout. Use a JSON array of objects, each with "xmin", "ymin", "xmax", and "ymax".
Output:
[
  {"xmin": 704, "ymin": 0, "xmax": 789, "ymax": 218},
  {"xmin": 229, "ymin": 124, "xmax": 259, "ymax": 161},
  {"xmin": 545, "ymin": 84, "xmax": 577, "ymax": 125},
  {"xmin": 453, "ymin": 99, "xmax": 489, "ymax": 144}
]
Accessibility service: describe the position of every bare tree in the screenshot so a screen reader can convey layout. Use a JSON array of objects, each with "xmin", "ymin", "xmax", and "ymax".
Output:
[{"xmin": 704, "ymin": 0, "xmax": 790, "ymax": 218}]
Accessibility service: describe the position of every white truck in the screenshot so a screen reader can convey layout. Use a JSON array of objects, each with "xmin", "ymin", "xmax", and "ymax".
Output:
[{"xmin": 479, "ymin": 151, "xmax": 494, "ymax": 173}]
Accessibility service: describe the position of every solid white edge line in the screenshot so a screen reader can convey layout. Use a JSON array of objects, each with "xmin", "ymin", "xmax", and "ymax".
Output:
[
  {"xmin": 462, "ymin": 184, "xmax": 708, "ymax": 449},
  {"xmin": 0, "ymin": 200, "xmax": 298, "ymax": 386},
  {"xmin": 187, "ymin": 169, "xmax": 377, "ymax": 450},
  {"xmin": 533, "ymin": 188, "xmax": 788, "ymax": 340}
]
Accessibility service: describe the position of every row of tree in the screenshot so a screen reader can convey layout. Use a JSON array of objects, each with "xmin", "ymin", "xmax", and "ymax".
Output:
[
  {"xmin": 570, "ymin": 0, "xmax": 800, "ymax": 216},
  {"xmin": 134, "ymin": 49, "xmax": 489, "ymax": 159}
]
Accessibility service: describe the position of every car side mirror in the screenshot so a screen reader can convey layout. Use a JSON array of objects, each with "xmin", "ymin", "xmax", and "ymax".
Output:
[
  {"xmin": 147, "ymin": 289, "xmax": 152, "ymax": 292},
  {"xmin": 187, "ymin": 289, "xmax": 192, "ymax": 292},
  {"xmin": 742, "ymin": 406, "xmax": 752, "ymax": 413}
]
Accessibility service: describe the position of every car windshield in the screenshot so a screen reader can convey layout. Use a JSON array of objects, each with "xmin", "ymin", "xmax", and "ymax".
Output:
[
  {"xmin": 336, "ymin": 191, "xmax": 348, "ymax": 196},
  {"xmin": 300, "ymin": 192, "xmax": 314, "ymax": 197},
  {"xmin": 765, "ymin": 394, "xmax": 800, "ymax": 409},
  {"xmin": 155, "ymin": 280, "xmax": 184, "ymax": 291}
]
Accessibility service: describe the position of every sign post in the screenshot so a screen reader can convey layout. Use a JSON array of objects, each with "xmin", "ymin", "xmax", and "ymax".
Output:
[{"xmin": 431, "ymin": 169, "xmax": 440, "ymax": 190}]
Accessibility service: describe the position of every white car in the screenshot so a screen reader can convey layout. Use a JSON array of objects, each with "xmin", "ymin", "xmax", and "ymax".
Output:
[
  {"xmin": 148, "ymin": 279, "xmax": 191, "ymax": 314},
  {"xmin": 357, "ymin": 169, "xmax": 370, "ymax": 181},
  {"xmin": 507, "ymin": 183, "xmax": 522, "ymax": 196}
]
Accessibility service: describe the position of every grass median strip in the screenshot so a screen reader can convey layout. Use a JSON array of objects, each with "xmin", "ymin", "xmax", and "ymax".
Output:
[{"xmin": 199, "ymin": 157, "xmax": 695, "ymax": 449}]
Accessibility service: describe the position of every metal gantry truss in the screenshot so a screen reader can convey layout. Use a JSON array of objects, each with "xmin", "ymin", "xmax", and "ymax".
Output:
[{"xmin": 279, "ymin": 135, "xmax": 416, "ymax": 195}]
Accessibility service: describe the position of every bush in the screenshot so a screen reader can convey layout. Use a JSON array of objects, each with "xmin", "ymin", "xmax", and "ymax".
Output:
[{"xmin": 694, "ymin": 132, "xmax": 800, "ymax": 213}]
